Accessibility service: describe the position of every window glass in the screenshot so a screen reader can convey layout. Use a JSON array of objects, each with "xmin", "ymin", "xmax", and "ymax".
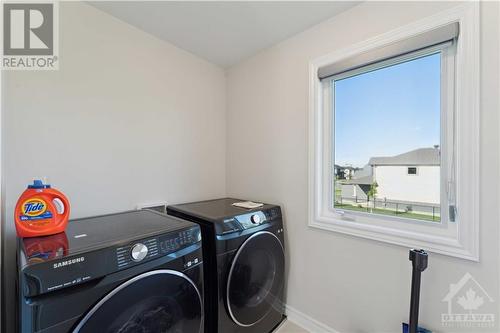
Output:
[
  {"xmin": 333, "ymin": 53, "xmax": 441, "ymax": 222},
  {"xmin": 408, "ymin": 167, "xmax": 417, "ymax": 175}
]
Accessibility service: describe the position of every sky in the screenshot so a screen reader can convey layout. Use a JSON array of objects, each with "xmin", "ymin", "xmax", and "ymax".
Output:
[{"xmin": 334, "ymin": 53, "xmax": 441, "ymax": 168}]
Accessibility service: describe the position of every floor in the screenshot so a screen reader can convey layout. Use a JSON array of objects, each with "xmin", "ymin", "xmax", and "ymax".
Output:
[{"xmin": 275, "ymin": 320, "xmax": 309, "ymax": 333}]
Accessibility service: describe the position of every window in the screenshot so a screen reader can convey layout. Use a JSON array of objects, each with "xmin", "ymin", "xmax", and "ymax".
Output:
[
  {"xmin": 407, "ymin": 167, "xmax": 418, "ymax": 175},
  {"xmin": 309, "ymin": 3, "xmax": 479, "ymax": 261},
  {"xmin": 332, "ymin": 49, "xmax": 442, "ymax": 223}
]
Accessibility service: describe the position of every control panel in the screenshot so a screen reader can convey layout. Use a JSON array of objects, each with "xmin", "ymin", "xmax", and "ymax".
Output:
[
  {"xmin": 131, "ymin": 243, "xmax": 149, "ymax": 262},
  {"xmin": 264, "ymin": 207, "xmax": 281, "ymax": 220},
  {"xmin": 237, "ymin": 211, "xmax": 266, "ymax": 229},
  {"xmin": 116, "ymin": 238, "xmax": 158, "ymax": 269},
  {"xmin": 115, "ymin": 227, "xmax": 200, "ymax": 270},
  {"xmin": 221, "ymin": 211, "xmax": 268, "ymax": 233},
  {"xmin": 158, "ymin": 228, "xmax": 199, "ymax": 253}
]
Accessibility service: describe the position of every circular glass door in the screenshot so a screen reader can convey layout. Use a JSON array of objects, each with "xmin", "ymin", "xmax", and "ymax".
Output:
[
  {"xmin": 73, "ymin": 270, "xmax": 202, "ymax": 333},
  {"xmin": 227, "ymin": 231, "xmax": 285, "ymax": 327}
]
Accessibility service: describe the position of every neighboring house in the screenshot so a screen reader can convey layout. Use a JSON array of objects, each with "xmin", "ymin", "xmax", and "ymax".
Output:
[
  {"xmin": 334, "ymin": 165, "xmax": 358, "ymax": 180},
  {"xmin": 369, "ymin": 147, "xmax": 440, "ymax": 204},
  {"xmin": 339, "ymin": 166, "xmax": 372, "ymax": 200},
  {"xmin": 339, "ymin": 147, "xmax": 440, "ymax": 206}
]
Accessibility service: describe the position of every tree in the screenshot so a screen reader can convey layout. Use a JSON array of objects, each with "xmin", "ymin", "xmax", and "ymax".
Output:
[
  {"xmin": 367, "ymin": 182, "xmax": 378, "ymax": 212},
  {"xmin": 367, "ymin": 181, "xmax": 378, "ymax": 200}
]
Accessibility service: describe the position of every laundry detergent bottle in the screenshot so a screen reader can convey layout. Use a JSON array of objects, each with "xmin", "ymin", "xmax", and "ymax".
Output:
[{"xmin": 15, "ymin": 179, "xmax": 70, "ymax": 238}]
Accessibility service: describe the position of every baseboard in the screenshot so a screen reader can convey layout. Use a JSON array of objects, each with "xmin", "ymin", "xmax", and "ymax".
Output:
[{"xmin": 285, "ymin": 305, "xmax": 340, "ymax": 333}]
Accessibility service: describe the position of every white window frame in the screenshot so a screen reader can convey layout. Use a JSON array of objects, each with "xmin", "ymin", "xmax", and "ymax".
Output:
[{"xmin": 308, "ymin": 3, "xmax": 479, "ymax": 261}]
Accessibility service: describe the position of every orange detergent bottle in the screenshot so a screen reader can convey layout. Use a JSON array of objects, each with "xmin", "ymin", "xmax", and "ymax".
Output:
[{"xmin": 15, "ymin": 179, "xmax": 70, "ymax": 238}]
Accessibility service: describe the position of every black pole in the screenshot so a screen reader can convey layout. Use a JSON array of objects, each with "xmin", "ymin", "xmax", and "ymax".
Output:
[{"xmin": 408, "ymin": 249, "xmax": 428, "ymax": 333}]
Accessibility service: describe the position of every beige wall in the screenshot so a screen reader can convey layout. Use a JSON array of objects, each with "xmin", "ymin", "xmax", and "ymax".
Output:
[
  {"xmin": 226, "ymin": 2, "xmax": 499, "ymax": 332},
  {"xmin": 2, "ymin": 2, "xmax": 226, "ymax": 330}
]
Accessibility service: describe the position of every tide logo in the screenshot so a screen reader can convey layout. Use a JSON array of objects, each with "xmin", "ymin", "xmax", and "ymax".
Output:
[{"xmin": 22, "ymin": 198, "xmax": 47, "ymax": 217}]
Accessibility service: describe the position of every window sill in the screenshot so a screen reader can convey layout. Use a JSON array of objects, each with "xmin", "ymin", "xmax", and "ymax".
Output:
[{"xmin": 308, "ymin": 215, "xmax": 478, "ymax": 261}]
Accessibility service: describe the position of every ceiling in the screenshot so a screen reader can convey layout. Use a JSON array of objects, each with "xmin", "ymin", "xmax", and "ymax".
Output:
[{"xmin": 89, "ymin": 1, "xmax": 359, "ymax": 68}]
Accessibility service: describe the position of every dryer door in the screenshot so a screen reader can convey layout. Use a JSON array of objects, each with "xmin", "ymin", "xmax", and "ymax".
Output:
[
  {"xmin": 226, "ymin": 231, "xmax": 285, "ymax": 327},
  {"xmin": 73, "ymin": 270, "xmax": 202, "ymax": 333}
]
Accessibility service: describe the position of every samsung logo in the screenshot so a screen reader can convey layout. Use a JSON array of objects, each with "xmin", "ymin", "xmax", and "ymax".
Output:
[{"xmin": 53, "ymin": 257, "xmax": 85, "ymax": 269}]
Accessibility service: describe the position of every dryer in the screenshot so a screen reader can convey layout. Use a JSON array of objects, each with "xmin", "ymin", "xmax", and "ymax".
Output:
[
  {"xmin": 18, "ymin": 210, "xmax": 204, "ymax": 333},
  {"xmin": 167, "ymin": 198, "xmax": 285, "ymax": 333}
]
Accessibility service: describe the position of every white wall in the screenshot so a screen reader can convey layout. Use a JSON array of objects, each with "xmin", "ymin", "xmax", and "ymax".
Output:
[
  {"xmin": 375, "ymin": 165, "xmax": 440, "ymax": 204},
  {"xmin": 2, "ymin": 2, "xmax": 226, "ymax": 331},
  {"xmin": 226, "ymin": 2, "xmax": 499, "ymax": 332}
]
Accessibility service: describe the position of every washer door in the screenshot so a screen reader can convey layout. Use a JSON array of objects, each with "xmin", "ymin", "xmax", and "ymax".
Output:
[
  {"xmin": 227, "ymin": 231, "xmax": 285, "ymax": 327},
  {"xmin": 73, "ymin": 270, "xmax": 202, "ymax": 333}
]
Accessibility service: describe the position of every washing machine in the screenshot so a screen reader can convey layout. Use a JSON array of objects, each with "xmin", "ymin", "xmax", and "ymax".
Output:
[
  {"xmin": 167, "ymin": 198, "xmax": 285, "ymax": 333},
  {"xmin": 17, "ymin": 210, "xmax": 204, "ymax": 333}
]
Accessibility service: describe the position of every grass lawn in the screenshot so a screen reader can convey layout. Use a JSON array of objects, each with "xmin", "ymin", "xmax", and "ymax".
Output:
[{"xmin": 335, "ymin": 203, "xmax": 440, "ymax": 222}]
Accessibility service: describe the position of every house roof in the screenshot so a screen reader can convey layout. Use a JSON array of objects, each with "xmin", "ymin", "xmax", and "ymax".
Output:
[
  {"xmin": 369, "ymin": 148, "xmax": 440, "ymax": 166},
  {"xmin": 334, "ymin": 164, "xmax": 358, "ymax": 171}
]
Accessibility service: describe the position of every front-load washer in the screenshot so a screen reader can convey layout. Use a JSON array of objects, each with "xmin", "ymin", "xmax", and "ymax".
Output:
[
  {"xmin": 167, "ymin": 198, "xmax": 285, "ymax": 333},
  {"xmin": 18, "ymin": 210, "xmax": 203, "ymax": 333}
]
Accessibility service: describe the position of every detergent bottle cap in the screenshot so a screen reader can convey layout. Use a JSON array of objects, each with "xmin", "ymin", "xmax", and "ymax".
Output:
[{"xmin": 28, "ymin": 179, "xmax": 51, "ymax": 189}]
